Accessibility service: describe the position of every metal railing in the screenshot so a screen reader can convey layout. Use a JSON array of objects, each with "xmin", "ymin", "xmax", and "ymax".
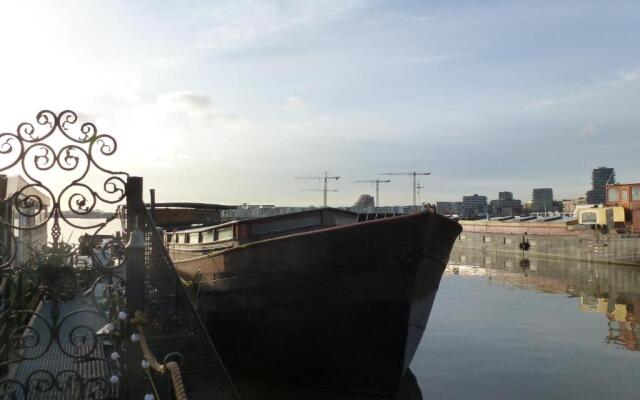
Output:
[{"xmin": 137, "ymin": 207, "xmax": 240, "ymax": 399}]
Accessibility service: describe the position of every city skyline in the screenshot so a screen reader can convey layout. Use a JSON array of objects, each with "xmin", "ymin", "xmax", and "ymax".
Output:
[{"xmin": 1, "ymin": 1, "xmax": 639, "ymax": 206}]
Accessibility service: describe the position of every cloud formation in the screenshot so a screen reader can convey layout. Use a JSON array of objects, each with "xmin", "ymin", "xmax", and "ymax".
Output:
[
  {"xmin": 526, "ymin": 65, "xmax": 640, "ymax": 110},
  {"xmin": 282, "ymin": 96, "xmax": 305, "ymax": 113},
  {"xmin": 155, "ymin": 91, "xmax": 250, "ymax": 129}
]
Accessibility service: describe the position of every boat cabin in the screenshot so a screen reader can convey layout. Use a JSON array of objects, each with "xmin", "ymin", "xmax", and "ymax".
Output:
[
  {"xmin": 165, "ymin": 208, "xmax": 360, "ymax": 248},
  {"xmin": 605, "ymin": 183, "xmax": 640, "ymax": 233}
]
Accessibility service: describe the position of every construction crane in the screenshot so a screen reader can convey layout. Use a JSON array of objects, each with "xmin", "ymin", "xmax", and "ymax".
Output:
[
  {"xmin": 294, "ymin": 171, "xmax": 340, "ymax": 207},
  {"xmin": 299, "ymin": 188, "xmax": 338, "ymax": 207},
  {"xmin": 381, "ymin": 171, "xmax": 431, "ymax": 206},
  {"xmin": 416, "ymin": 182, "xmax": 424, "ymax": 204},
  {"xmin": 354, "ymin": 179, "xmax": 391, "ymax": 207}
]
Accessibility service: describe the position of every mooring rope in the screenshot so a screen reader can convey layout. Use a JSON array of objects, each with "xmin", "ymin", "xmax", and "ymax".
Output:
[{"xmin": 131, "ymin": 311, "xmax": 188, "ymax": 400}]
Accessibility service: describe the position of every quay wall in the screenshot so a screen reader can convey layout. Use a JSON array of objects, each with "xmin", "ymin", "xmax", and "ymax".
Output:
[
  {"xmin": 459, "ymin": 220, "xmax": 582, "ymax": 236},
  {"xmin": 455, "ymin": 223, "xmax": 640, "ymax": 266}
]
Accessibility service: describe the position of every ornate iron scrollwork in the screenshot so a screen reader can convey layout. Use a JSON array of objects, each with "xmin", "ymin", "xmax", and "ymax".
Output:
[{"xmin": 0, "ymin": 110, "xmax": 129, "ymax": 399}]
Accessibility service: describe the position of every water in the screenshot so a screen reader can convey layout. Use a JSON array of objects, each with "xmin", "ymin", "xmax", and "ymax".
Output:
[
  {"xmin": 416, "ymin": 249, "xmax": 640, "ymax": 400},
  {"xmin": 233, "ymin": 249, "xmax": 640, "ymax": 399},
  {"xmin": 47, "ymin": 217, "xmax": 122, "ymax": 244}
]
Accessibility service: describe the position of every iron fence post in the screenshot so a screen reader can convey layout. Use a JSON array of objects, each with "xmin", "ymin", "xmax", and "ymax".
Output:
[
  {"xmin": 125, "ymin": 176, "xmax": 146, "ymax": 399},
  {"xmin": 0, "ymin": 278, "xmax": 7, "ymax": 377}
]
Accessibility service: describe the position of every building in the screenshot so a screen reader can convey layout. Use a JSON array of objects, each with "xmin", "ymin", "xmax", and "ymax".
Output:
[
  {"xmin": 436, "ymin": 201, "xmax": 462, "ymax": 215},
  {"xmin": 604, "ymin": 182, "xmax": 640, "ymax": 233},
  {"xmin": 346, "ymin": 205, "xmax": 415, "ymax": 215},
  {"xmin": 561, "ymin": 197, "xmax": 587, "ymax": 214},
  {"xmin": 0, "ymin": 175, "xmax": 50, "ymax": 265},
  {"xmin": 586, "ymin": 166, "xmax": 615, "ymax": 204},
  {"xmin": 222, "ymin": 204, "xmax": 314, "ymax": 220},
  {"xmin": 488, "ymin": 191, "xmax": 523, "ymax": 216},
  {"xmin": 461, "ymin": 194, "xmax": 488, "ymax": 217},
  {"xmin": 531, "ymin": 188, "xmax": 554, "ymax": 213},
  {"xmin": 353, "ymin": 194, "xmax": 375, "ymax": 208},
  {"xmin": 561, "ymin": 198, "xmax": 586, "ymax": 214},
  {"xmin": 498, "ymin": 191, "xmax": 511, "ymax": 201}
]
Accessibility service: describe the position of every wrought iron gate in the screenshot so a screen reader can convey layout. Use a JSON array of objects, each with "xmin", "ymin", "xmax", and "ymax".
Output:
[
  {"xmin": 0, "ymin": 110, "xmax": 130, "ymax": 399},
  {"xmin": 0, "ymin": 110, "xmax": 239, "ymax": 399}
]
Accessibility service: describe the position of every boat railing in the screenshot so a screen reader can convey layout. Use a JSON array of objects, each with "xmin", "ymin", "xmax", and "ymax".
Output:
[
  {"xmin": 137, "ymin": 207, "xmax": 240, "ymax": 399},
  {"xmin": 356, "ymin": 211, "xmax": 402, "ymax": 222}
]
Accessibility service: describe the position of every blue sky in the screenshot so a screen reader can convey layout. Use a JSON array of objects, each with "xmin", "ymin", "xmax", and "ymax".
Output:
[{"xmin": 0, "ymin": 0, "xmax": 638, "ymax": 206}]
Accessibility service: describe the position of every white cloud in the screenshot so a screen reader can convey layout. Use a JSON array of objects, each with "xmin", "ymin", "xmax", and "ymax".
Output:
[
  {"xmin": 526, "ymin": 97, "xmax": 572, "ymax": 110},
  {"xmin": 618, "ymin": 67, "xmax": 640, "ymax": 82},
  {"xmin": 155, "ymin": 91, "xmax": 251, "ymax": 129},
  {"xmin": 282, "ymin": 96, "xmax": 305, "ymax": 113},
  {"xmin": 193, "ymin": 0, "xmax": 362, "ymax": 52},
  {"xmin": 526, "ymin": 65, "xmax": 640, "ymax": 110},
  {"xmin": 389, "ymin": 53, "xmax": 470, "ymax": 66},
  {"xmin": 112, "ymin": 91, "xmax": 253, "ymax": 172}
]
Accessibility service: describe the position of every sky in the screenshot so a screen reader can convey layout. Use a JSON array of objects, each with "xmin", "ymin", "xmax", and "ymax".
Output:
[{"xmin": 0, "ymin": 0, "xmax": 639, "ymax": 207}]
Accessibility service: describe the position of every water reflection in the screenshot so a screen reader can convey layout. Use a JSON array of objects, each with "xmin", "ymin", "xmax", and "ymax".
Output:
[
  {"xmin": 448, "ymin": 248, "xmax": 640, "ymax": 352},
  {"xmin": 231, "ymin": 369, "xmax": 422, "ymax": 400}
]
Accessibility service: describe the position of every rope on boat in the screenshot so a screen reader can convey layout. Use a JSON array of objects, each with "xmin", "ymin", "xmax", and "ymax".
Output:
[
  {"xmin": 131, "ymin": 311, "xmax": 189, "ymax": 400},
  {"xmin": 179, "ymin": 271, "xmax": 203, "ymax": 308}
]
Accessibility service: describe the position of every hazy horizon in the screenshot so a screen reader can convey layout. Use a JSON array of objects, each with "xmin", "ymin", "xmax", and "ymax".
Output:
[{"xmin": 1, "ymin": 1, "xmax": 638, "ymax": 207}]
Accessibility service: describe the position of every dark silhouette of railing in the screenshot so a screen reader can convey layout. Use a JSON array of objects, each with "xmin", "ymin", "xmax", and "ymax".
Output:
[{"xmin": 126, "ymin": 201, "xmax": 240, "ymax": 399}]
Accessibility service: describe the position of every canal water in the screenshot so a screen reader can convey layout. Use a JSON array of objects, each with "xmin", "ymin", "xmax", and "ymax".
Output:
[
  {"xmin": 415, "ymin": 248, "xmax": 640, "ymax": 400},
  {"xmin": 47, "ymin": 216, "xmax": 122, "ymax": 244},
  {"xmin": 233, "ymin": 249, "xmax": 640, "ymax": 399}
]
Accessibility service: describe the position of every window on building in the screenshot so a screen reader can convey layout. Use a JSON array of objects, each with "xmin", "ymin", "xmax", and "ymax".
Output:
[
  {"xmin": 608, "ymin": 188, "xmax": 619, "ymax": 202},
  {"xmin": 166, "ymin": 234, "xmax": 172, "ymax": 243},
  {"xmin": 622, "ymin": 190, "xmax": 628, "ymax": 201},
  {"xmin": 581, "ymin": 212, "xmax": 597, "ymax": 223},
  {"xmin": 633, "ymin": 187, "xmax": 640, "ymax": 201}
]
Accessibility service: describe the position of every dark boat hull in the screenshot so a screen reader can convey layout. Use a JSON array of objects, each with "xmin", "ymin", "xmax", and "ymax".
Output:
[{"xmin": 171, "ymin": 212, "xmax": 461, "ymax": 394}]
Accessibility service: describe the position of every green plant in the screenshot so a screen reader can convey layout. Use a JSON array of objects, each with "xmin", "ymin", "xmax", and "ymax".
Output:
[{"xmin": 29, "ymin": 241, "xmax": 75, "ymax": 268}]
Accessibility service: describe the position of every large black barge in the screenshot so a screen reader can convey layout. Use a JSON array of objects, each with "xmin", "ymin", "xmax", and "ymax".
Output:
[{"xmin": 164, "ymin": 208, "xmax": 461, "ymax": 395}]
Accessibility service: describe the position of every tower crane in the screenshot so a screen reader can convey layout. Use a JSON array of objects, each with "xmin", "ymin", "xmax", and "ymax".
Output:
[
  {"xmin": 380, "ymin": 171, "xmax": 431, "ymax": 206},
  {"xmin": 354, "ymin": 179, "xmax": 391, "ymax": 207},
  {"xmin": 294, "ymin": 171, "xmax": 340, "ymax": 207},
  {"xmin": 416, "ymin": 182, "xmax": 424, "ymax": 204}
]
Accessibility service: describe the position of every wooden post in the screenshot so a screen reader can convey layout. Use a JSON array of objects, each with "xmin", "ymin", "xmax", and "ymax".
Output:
[{"xmin": 125, "ymin": 176, "xmax": 145, "ymax": 399}]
